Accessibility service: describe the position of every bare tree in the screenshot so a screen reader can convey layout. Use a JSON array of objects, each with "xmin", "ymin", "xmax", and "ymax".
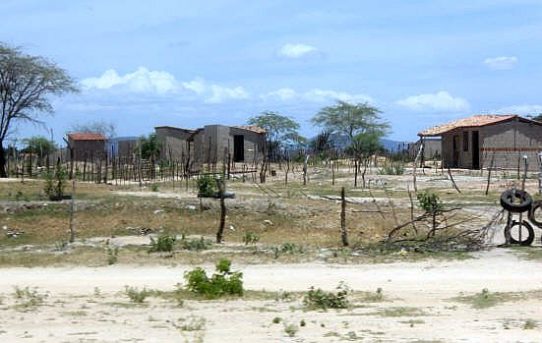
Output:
[
  {"xmin": 70, "ymin": 120, "xmax": 116, "ymax": 138},
  {"xmin": 0, "ymin": 43, "xmax": 77, "ymax": 177}
]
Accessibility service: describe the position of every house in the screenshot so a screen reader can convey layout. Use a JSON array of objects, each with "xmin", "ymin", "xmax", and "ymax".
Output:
[
  {"xmin": 418, "ymin": 114, "xmax": 542, "ymax": 170},
  {"xmin": 408, "ymin": 137, "xmax": 442, "ymax": 160},
  {"xmin": 106, "ymin": 136, "xmax": 140, "ymax": 159},
  {"xmin": 66, "ymin": 132, "xmax": 106, "ymax": 161},
  {"xmin": 155, "ymin": 124, "xmax": 266, "ymax": 168}
]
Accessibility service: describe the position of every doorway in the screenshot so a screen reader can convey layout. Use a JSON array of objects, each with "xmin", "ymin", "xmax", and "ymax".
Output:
[
  {"xmin": 452, "ymin": 135, "xmax": 460, "ymax": 167},
  {"xmin": 233, "ymin": 135, "xmax": 245, "ymax": 162},
  {"xmin": 472, "ymin": 131, "xmax": 480, "ymax": 169}
]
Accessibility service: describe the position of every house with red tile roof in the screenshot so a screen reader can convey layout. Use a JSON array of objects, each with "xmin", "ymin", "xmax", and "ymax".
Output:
[
  {"xmin": 67, "ymin": 132, "xmax": 107, "ymax": 161},
  {"xmin": 418, "ymin": 114, "xmax": 542, "ymax": 170}
]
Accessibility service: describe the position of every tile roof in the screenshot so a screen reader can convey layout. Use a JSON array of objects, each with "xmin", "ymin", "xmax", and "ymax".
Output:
[
  {"xmin": 68, "ymin": 132, "xmax": 107, "ymax": 141},
  {"xmin": 233, "ymin": 125, "xmax": 266, "ymax": 134},
  {"xmin": 419, "ymin": 114, "xmax": 521, "ymax": 136}
]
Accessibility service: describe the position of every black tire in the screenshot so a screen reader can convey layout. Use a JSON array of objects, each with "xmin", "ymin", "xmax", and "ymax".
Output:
[
  {"xmin": 506, "ymin": 220, "xmax": 535, "ymax": 246},
  {"xmin": 528, "ymin": 200, "xmax": 542, "ymax": 229},
  {"xmin": 500, "ymin": 189, "xmax": 532, "ymax": 213}
]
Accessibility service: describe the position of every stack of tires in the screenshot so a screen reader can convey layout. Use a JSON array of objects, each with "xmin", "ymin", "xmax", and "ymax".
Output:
[{"xmin": 500, "ymin": 189, "xmax": 542, "ymax": 246}]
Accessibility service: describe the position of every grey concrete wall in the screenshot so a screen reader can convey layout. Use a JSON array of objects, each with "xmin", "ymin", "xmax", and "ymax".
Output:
[
  {"xmin": 440, "ymin": 118, "xmax": 542, "ymax": 170},
  {"xmin": 155, "ymin": 127, "xmax": 192, "ymax": 161}
]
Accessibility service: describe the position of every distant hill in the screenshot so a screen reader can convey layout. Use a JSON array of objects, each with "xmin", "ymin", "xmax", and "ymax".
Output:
[{"xmin": 317, "ymin": 133, "xmax": 408, "ymax": 152}]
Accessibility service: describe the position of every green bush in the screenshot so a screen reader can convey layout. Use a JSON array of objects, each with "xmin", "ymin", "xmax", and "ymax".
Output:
[
  {"xmin": 148, "ymin": 234, "xmax": 176, "ymax": 253},
  {"xmin": 242, "ymin": 231, "xmax": 260, "ymax": 245},
  {"xmin": 197, "ymin": 174, "xmax": 217, "ymax": 197},
  {"xmin": 303, "ymin": 282, "xmax": 350, "ymax": 310},
  {"xmin": 180, "ymin": 236, "xmax": 212, "ymax": 251},
  {"xmin": 184, "ymin": 259, "xmax": 243, "ymax": 298},
  {"xmin": 124, "ymin": 286, "xmax": 150, "ymax": 303},
  {"xmin": 378, "ymin": 163, "xmax": 405, "ymax": 175},
  {"xmin": 417, "ymin": 190, "xmax": 443, "ymax": 213},
  {"xmin": 43, "ymin": 165, "xmax": 68, "ymax": 201}
]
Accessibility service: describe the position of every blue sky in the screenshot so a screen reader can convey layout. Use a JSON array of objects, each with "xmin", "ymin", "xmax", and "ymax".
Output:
[{"xmin": 1, "ymin": 0, "xmax": 541, "ymax": 143}]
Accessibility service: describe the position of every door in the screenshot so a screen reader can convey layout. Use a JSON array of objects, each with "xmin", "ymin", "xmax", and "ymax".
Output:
[
  {"xmin": 233, "ymin": 135, "xmax": 244, "ymax": 162},
  {"xmin": 472, "ymin": 131, "xmax": 480, "ymax": 169},
  {"xmin": 452, "ymin": 135, "xmax": 460, "ymax": 167}
]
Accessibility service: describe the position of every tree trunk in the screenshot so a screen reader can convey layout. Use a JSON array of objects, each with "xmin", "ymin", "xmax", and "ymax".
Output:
[
  {"xmin": 216, "ymin": 179, "xmax": 226, "ymax": 243},
  {"xmin": 0, "ymin": 144, "xmax": 7, "ymax": 178},
  {"xmin": 354, "ymin": 159, "xmax": 358, "ymax": 187}
]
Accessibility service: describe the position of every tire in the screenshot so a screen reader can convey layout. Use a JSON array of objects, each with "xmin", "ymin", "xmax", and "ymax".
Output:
[
  {"xmin": 505, "ymin": 220, "xmax": 535, "ymax": 246},
  {"xmin": 528, "ymin": 200, "xmax": 542, "ymax": 229},
  {"xmin": 500, "ymin": 189, "xmax": 533, "ymax": 213}
]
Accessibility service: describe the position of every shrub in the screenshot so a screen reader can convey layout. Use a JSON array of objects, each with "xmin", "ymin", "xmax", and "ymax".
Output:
[
  {"xmin": 242, "ymin": 231, "xmax": 260, "ymax": 245},
  {"xmin": 273, "ymin": 242, "xmax": 305, "ymax": 258},
  {"xmin": 107, "ymin": 245, "xmax": 119, "ymax": 265},
  {"xmin": 197, "ymin": 174, "xmax": 217, "ymax": 197},
  {"xmin": 180, "ymin": 236, "xmax": 212, "ymax": 251},
  {"xmin": 125, "ymin": 286, "xmax": 150, "ymax": 303},
  {"xmin": 284, "ymin": 323, "xmax": 299, "ymax": 337},
  {"xmin": 43, "ymin": 165, "xmax": 68, "ymax": 201},
  {"xmin": 149, "ymin": 234, "xmax": 176, "ymax": 253},
  {"xmin": 151, "ymin": 184, "xmax": 159, "ymax": 192},
  {"xmin": 417, "ymin": 190, "xmax": 443, "ymax": 213},
  {"xmin": 303, "ymin": 282, "xmax": 350, "ymax": 310},
  {"xmin": 184, "ymin": 259, "xmax": 243, "ymax": 298},
  {"xmin": 378, "ymin": 163, "xmax": 405, "ymax": 175}
]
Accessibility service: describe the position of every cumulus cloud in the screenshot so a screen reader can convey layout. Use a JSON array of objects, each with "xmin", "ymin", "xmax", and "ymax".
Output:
[
  {"xmin": 81, "ymin": 68, "xmax": 249, "ymax": 103},
  {"xmin": 262, "ymin": 88, "xmax": 372, "ymax": 103},
  {"xmin": 483, "ymin": 56, "xmax": 518, "ymax": 70},
  {"xmin": 260, "ymin": 88, "xmax": 298, "ymax": 101},
  {"xmin": 303, "ymin": 89, "xmax": 373, "ymax": 103},
  {"xmin": 396, "ymin": 91, "xmax": 470, "ymax": 112},
  {"xmin": 81, "ymin": 67, "xmax": 178, "ymax": 93},
  {"xmin": 278, "ymin": 43, "xmax": 318, "ymax": 58},
  {"xmin": 495, "ymin": 104, "xmax": 542, "ymax": 115}
]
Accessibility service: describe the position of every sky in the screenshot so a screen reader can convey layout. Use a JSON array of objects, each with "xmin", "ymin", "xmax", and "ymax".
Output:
[{"xmin": 1, "ymin": 0, "xmax": 541, "ymax": 144}]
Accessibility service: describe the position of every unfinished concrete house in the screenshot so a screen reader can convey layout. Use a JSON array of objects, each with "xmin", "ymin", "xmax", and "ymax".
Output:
[
  {"xmin": 418, "ymin": 114, "xmax": 542, "ymax": 170},
  {"xmin": 155, "ymin": 124, "xmax": 266, "ymax": 170},
  {"xmin": 66, "ymin": 132, "xmax": 106, "ymax": 161}
]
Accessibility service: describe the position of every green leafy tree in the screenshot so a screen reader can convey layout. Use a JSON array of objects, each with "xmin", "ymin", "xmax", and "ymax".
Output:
[
  {"xmin": 138, "ymin": 133, "xmax": 161, "ymax": 161},
  {"xmin": 22, "ymin": 136, "xmax": 56, "ymax": 166},
  {"xmin": 312, "ymin": 101, "xmax": 388, "ymax": 187},
  {"xmin": 247, "ymin": 111, "xmax": 301, "ymax": 160},
  {"xmin": 0, "ymin": 43, "xmax": 77, "ymax": 177}
]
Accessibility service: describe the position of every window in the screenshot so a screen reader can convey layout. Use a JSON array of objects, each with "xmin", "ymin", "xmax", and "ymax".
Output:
[{"xmin": 463, "ymin": 131, "xmax": 469, "ymax": 152}]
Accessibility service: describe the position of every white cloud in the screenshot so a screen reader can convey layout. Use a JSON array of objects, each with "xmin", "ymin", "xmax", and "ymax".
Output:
[
  {"xmin": 260, "ymin": 88, "xmax": 298, "ymax": 101},
  {"xmin": 303, "ymin": 89, "xmax": 373, "ymax": 103},
  {"xmin": 483, "ymin": 56, "xmax": 518, "ymax": 70},
  {"xmin": 396, "ymin": 91, "xmax": 470, "ymax": 112},
  {"xmin": 82, "ymin": 68, "xmax": 249, "ymax": 103},
  {"xmin": 81, "ymin": 67, "xmax": 178, "ymax": 93},
  {"xmin": 278, "ymin": 43, "xmax": 318, "ymax": 58},
  {"xmin": 262, "ymin": 88, "xmax": 372, "ymax": 104},
  {"xmin": 495, "ymin": 104, "xmax": 542, "ymax": 115},
  {"xmin": 206, "ymin": 85, "xmax": 249, "ymax": 103}
]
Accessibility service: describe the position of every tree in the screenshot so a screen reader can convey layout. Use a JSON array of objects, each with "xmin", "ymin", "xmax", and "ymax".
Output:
[
  {"xmin": 348, "ymin": 131, "xmax": 382, "ymax": 187},
  {"xmin": 312, "ymin": 101, "xmax": 388, "ymax": 187},
  {"xmin": 312, "ymin": 101, "xmax": 388, "ymax": 141},
  {"xmin": 70, "ymin": 120, "xmax": 116, "ymax": 138},
  {"xmin": 139, "ymin": 133, "xmax": 161, "ymax": 161},
  {"xmin": 22, "ymin": 136, "xmax": 57, "ymax": 166},
  {"xmin": 247, "ymin": 111, "xmax": 301, "ymax": 160},
  {"xmin": 0, "ymin": 43, "xmax": 77, "ymax": 177}
]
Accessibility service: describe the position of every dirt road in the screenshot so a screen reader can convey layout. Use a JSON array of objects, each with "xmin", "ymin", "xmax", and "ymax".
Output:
[{"xmin": 0, "ymin": 249, "xmax": 541, "ymax": 342}]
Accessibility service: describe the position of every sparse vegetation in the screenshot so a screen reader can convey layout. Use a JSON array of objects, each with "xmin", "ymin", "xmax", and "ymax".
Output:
[
  {"xmin": 242, "ymin": 231, "xmax": 260, "ymax": 245},
  {"xmin": 43, "ymin": 164, "xmax": 68, "ymax": 201},
  {"xmin": 12, "ymin": 286, "xmax": 47, "ymax": 310},
  {"xmin": 197, "ymin": 174, "xmax": 217, "ymax": 197},
  {"xmin": 303, "ymin": 282, "xmax": 350, "ymax": 310},
  {"xmin": 284, "ymin": 323, "xmax": 299, "ymax": 337},
  {"xmin": 124, "ymin": 286, "xmax": 150, "ymax": 303},
  {"xmin": 180, "ymin": 236, "xmax": 212, "ymax": 251},
  {"xmin": 184, "ymin": 259, "xmax": 243, "ymax": 298},
  {"xmin": 148, "ymin": 234, "xmax": 176, "ymax": 253}
]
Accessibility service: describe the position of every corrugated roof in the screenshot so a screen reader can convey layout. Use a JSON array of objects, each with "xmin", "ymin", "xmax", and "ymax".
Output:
[
  {"xmin": 233, "ymin": 125, "xmax": 266, "ymax": 134},
  {"xmin": 419, "ymin": 114, "xmax": 520, "ymax": 136},
  {"xmin": 68, "ymin": 132, "xmax": 107, "ymax": 141}
]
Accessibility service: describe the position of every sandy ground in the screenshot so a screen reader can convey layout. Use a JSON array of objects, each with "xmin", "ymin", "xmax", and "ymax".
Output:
[{"xmin": 0, "ymin": 249, "xmax": 541, "ymax": 342}]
